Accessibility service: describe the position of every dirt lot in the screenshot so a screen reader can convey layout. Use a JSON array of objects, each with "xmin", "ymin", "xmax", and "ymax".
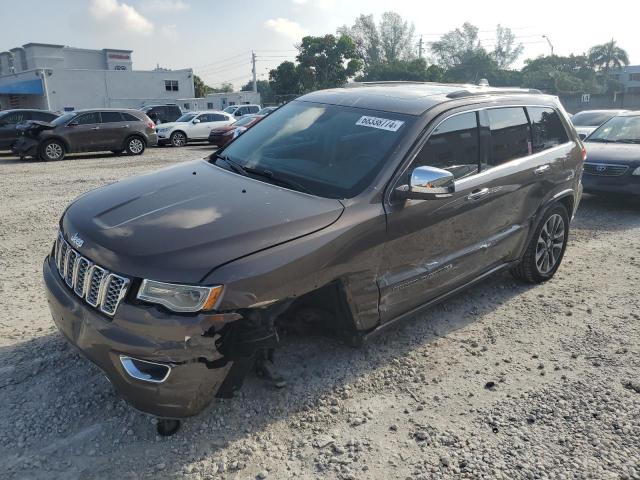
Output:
[{"xmin": 1, "ymin": 145, "xmax": 639, "ymax": 480}]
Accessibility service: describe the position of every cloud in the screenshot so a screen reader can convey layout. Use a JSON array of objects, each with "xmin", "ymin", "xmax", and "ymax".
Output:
[
  {"xmin": 89, "ymin": 0, "xmax": 154, "ymax": 35},
  {"xmin": 264, "ymin": 18, "xmax": 308, "ymax": 41},
  {"xmin": 140, "ymin": 0, "xmax": 190, "ymax": 12},
  {"xmin": 160, "ymin": 24, "xmax": 178, "ymax": 40}
]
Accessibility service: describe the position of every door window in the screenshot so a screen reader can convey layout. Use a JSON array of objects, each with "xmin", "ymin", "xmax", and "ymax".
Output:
[
  {"xmin": 31, "ymin": 112, "xmax": 57, "ymax": 122},
  {"xmin": 211, "ymin": 114, "xmax": 228, "ymax": 121},
  {"xmin": 486, "ymin": 107, "xmax": 530, "ymax": 166},
  {"xmin": 74, "ymin": 112, "xmax": 101, "ymax": 125},
  {"xmin": 100, "ymin": 111, "xmax": 123, "ymax": 123},
  {"xmin": 527, "ymin": 107, "xmax": 569, "ymax": 153},
  {"xmin": 197, "ymin": 114, "xmax": 213, "ymax": 122},
  {"xmin": 413, "ymin": 112, "xmax": 480, "ymax": 180},
  {"xmin": 122, "ymin": 112, "xmax": 141, "ymax": 122},
  {"xmin": 1, "ymin": 111, "xmax": 26, "ymax": 125}
]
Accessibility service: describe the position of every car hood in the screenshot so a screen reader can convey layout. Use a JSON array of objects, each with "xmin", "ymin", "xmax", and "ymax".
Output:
[
  {"xmin": 584, "ymin": 142, "xmax": 640, "ymax": 165},
  {"xmin": 210, "ymin": 125, "xmax": 235, "ymax": 134},
  {"xmin": 62, "ymin": 160, "xmax": 344, "ymax": 283}
]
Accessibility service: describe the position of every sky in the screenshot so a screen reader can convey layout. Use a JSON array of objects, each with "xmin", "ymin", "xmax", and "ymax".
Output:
[{"xmin": 1, "ymin": 0, "xmax": 638, "ymax": 89}]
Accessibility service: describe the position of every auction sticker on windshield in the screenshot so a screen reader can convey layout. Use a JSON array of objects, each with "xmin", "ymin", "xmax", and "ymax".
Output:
[{"xmin": 356, "ymin": 116, "xmax": 404, "ymax": 132}]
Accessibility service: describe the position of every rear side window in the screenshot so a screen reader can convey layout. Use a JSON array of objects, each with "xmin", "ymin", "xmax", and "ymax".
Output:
[
  {"xmin": 1, "ymin": 112, "xmax": 26, "ymax": 124},
  {"xmin": 487, "ymin": 107, "xmax": 530, "ymax": 166},
  {"xmin": 122, "ymin": 113, "xmax": 142, "ymax": 122},
  {"xmin": 212, "ymin": 114, "xmax": 228, "ymax": 121},
  {"xmin": 101, "ymin": 111, "xmax": 123, "ymax": 123},
  {"xmin": 75, "ymin": 112, "xmax": 101, "ymax": 125},
  {"xmin": 527, "ymin": 107, "xmax": 569, "ymax": 153},
  {"xmin": 413, "ymin": 112, "xmax": 480, "ymax": 180}
]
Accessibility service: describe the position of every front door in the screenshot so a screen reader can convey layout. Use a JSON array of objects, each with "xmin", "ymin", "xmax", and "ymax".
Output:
[
  {"xmin": 379, "ymin": 110, "xmax": 521, "ymax": 323},
  {"xmin": 66, "ymin": 112, "xmax": 103, "ymax": 152},
  {"xmin": 192, "ymin": 113, "xmax": 215, "ymax": 139}
]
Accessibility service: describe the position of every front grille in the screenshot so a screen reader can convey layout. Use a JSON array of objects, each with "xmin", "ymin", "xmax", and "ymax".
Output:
[
  {"xmin": 584, "ymin": 163, "xmax": 629, "ymax": 176},
  {"xmin": 53, "ymin": 232, "xmax": 130, "ymax": 317}
]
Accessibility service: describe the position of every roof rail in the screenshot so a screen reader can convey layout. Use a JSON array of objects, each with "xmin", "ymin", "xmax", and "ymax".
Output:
[
  {"xmin": 344, "ymin": 81, "xmax": 433, "ymax": 88},
  {"xmin": 446, "ymin": 87, "xmax": 542, "ymax": 99}
]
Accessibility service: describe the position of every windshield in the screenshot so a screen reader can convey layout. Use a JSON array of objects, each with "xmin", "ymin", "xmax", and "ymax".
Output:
[
  {"xmin": 51, "ymin": 112, "xmax": 77, "ymax": 126},
  {"xmin": 175, "ymin": 113, "xmax": 197, "ymax": 122},
  {"xmin": 234, "ymin": 116, "xmax": 257, "ymax": 127},
  {"xmin": 141, "ymin": 107, "xmax": 152, "ymax": 112},
  {"xmin": 572, "ymin": 111, "xmax": 619, "ymax": 127},
  {"xmin": 586, "ymin": 115, "xmax": 640, "ymax": 143},
  {"xmin": 216, "ymin": 100, "xmax": 414, "ymax": 199},
  {"xmin": 223, "ymin": 106, "xmax": 238, "ymax": 114}
]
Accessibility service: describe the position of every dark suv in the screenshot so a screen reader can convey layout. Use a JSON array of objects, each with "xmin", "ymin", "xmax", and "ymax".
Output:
[
  {"xmin": 140, "ymin": 104, "xmax": 182, "ymax": 124},
  {"xmin": 43, "ymin": 83, "xmax": 584, "ymax": 430},
  {"xmin": 15, "ymin": 109, "xmax": 157, "ymax": 161},
  {"xmin": 0, "ymin": 109, "xmax": 58, "ymax": 149}
]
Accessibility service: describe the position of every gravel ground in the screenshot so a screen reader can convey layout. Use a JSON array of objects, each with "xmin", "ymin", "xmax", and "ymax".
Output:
[{"xmin": 1, "ymin": 145, "xmax": 639, "ymax": 480}]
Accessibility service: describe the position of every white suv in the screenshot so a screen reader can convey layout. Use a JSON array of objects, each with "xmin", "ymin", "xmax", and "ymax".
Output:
[
  {"xmin": 223, "ymin": 104, "xmax": 262, "ymax": 118},
  {"xmin": 156, "ymin": 111, "xmax": 235, "ymax": 147}
]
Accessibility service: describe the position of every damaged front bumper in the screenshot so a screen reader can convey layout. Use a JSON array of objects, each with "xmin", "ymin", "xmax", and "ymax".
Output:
[
  {"xmin": 12, "ymin": 136, "xmax": 39, "ymax": 158},
  {"xmin": 43, "ymin": 255, "xmax": 248, "ymax": 418}
]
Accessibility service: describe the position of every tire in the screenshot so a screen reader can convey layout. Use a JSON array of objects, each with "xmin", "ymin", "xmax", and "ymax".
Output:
[
  {"xmin": 511, "ymin": 203, "xmax": 570, "ymax": 283},
  {"xmin": 39, "ymin": 140, "xmax": 65, "ymax": 161},
  {"xmin": 124, "ymin": 136, "xmax": 145, "ymax": 156},
  {"xmin": 170, "ymin": 131, "xmax": 187, "ymax": 147}
]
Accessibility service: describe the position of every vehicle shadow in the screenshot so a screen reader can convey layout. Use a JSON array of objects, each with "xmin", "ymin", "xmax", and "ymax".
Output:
[
  {"xmin": 572, "ymin": 193, "xmax": 640, "ymax": 233},
  {"xmin": 0, "ymin": 270, "xmax": 536, "ymax": 478},
  {"xmin": 0, "ymin": 151, "xmax": 124, "ymax": 165}
]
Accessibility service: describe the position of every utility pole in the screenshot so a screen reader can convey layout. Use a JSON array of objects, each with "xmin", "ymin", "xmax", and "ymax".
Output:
[
  {"xmin": 418, "ymin": 36, "xmax": 423, "ymax": 59},
  {"xmin": 251, "ymin": 51, "xmax": 257, "ymax": 93},
  {"xmin": 542, "ymin": 35, "xmax": 554, "ymax": 56}
]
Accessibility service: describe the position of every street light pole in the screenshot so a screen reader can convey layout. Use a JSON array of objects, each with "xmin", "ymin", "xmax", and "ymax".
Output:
[{"xmin": 542, "ymin": 35, "xmax": 555, "ymax": 56}]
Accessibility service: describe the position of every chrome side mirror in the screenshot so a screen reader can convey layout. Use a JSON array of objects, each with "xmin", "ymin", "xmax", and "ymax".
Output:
[
  {"xmin": 396, "ymin": 166, "xmax": 455, "ymax": 200},
  {"xmin": 192, "ymin": 118, "xmax": 200, "ymax": 124}
]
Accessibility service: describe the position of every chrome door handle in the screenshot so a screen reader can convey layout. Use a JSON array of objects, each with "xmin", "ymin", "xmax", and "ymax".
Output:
[
  {"xmin": 90, "ymin": 126, "xmax": 100, "ymax": 130},
  {"xmin": 534, "ymin": 165, "xmax": 550, "ymax": 175},
  {"xmin": 121, "ymin": 125, "xmax": 130, "ymax": 128},
  {"xmin": 467, "ymin": 188, "xmax": 490, "ymax": 201}
]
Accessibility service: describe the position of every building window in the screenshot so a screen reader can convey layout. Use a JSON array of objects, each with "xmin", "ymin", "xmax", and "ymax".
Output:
[
  {"xmin": 183, "ymin": 103, "xmax": 190, "ymax": 110},
  {"xmin": 627, "ymin": 86, "xmax": 640, "ymax": 94},
  {"xmin": 629, "ymin": 73, "xmax": 640, "ymax": 82},
  {"xmin": 207, "ymin": 102, "xmax": 214, "ymax": 109},
  {"xmin": 164, "ymin": 80, "xmax": 179, "ymax": 92}
]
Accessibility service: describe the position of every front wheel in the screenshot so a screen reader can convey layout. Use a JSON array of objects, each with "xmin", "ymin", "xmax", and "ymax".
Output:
[
  {"xmin": 511, "ymin": 203, "xmax": 569, "ymax": 283},
  {"xmin": 170, "ymin": 131, "xmax": 187, "ymax": 147},
  {"xmin": 40, "ymin": 140, "xmax": 65, "ymax": 161},
  {"xmin": 125, "ymin": 137, "xmax": 145, "ymax": 155}
]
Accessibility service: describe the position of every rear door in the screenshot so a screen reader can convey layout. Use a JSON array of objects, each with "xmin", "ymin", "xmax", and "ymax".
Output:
[
  {"xmin": 65, "ymin": 112, "xmax": 103, "ymax": 151},
  {"xmin": 98, "ymin": 111, "xmax": 127, "ymax": 150},
  {"xmin": 381, "ymin": 110, "xmax": 510, "ymax": 322}
]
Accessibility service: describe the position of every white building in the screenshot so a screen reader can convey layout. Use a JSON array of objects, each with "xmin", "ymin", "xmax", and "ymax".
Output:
[
  {"xmin": 202, "ymin": 91, "xmax": 261, "ymax": 111},
  {"xmin": 0, "ymin": 43, "xmax": 195, "ymax": 112}
]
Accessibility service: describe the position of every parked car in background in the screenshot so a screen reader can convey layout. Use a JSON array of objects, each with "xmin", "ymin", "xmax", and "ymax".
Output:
[
  {"xmin": 208, "ymin": 114, "xmax": 264, "ymax": 147},
  {"xmin": 156, "ymin": 111, "xmax": 235, "ymax": 147},
  {"xmin": 257, "ymin": 106, "xmax": 278, "ymax": 116},
  {"xmin": 571, "ymin": 109, "xmax": 628, "ymax": 139},
  {"xmin": 140, "ymin": 104, "xmax": 182, "ymax": 125},
  {"xmin": 222, "ymin": 104, "xmax": 261, "ymax": 118},
  {"xmin": 582, "ymin": 111, "xmax": 640, "ymax": 196},
  {"xmin": 0, "ymin": 109, "xmax": 59, "ymax": 150},
  {"xmin": 12, "ymin": 109, "xmax": 157, "ymax": 161},
  {"xmin": 44, "ymin": 84, "xmax": 584, "ymax": 428}
]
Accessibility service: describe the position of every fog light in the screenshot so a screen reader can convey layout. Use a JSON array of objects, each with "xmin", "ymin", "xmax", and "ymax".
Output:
[{"xmin": 120, "ymin": 356, "xmax": 171, "ymax": 383}]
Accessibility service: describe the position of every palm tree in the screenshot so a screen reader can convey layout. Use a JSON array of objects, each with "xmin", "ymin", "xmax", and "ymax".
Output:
[{"xmin": 588, "ymin": 39, "xmax": 629, "ymax": 92}]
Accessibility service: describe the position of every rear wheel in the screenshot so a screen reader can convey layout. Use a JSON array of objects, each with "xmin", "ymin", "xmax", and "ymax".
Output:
[
  {"xmin": 125, "ymin": 136, "xmax": 145, "ymax": 155},
  {"xmin": 40, "ymin": 140, "xmax": 65, "ymax": 161},
  {"xmin": 170, "ymin": 131, "xmax": 187, "ymax": 147},
  {"xmin": 511, "ymin": 203, "xmax": 569, "ymax": 283}
]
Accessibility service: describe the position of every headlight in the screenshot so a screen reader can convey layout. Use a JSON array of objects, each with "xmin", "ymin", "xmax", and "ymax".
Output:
[
  {"xmin": 137, "ymin": 280, "xmax": 223, "ymax": 312},
  {"xmin": 632, "ymin": 166, "xmax": 640, "ymax": 176}
]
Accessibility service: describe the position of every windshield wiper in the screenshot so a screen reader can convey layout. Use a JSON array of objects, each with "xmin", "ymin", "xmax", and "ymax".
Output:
[
  {"xmin": 615, "ymin": 139, "xmax": 640, "ymax": 144},
  {"xmin": 586, "ymin": 138, "xmax": 614, "ymax": 143},
  {"xmin": 213, "ymin": 153, "xmax": 249, "ymax": 176},
  {"xmin": 243, "ymin": 166, "xmax": 313, "ymax": 195}
]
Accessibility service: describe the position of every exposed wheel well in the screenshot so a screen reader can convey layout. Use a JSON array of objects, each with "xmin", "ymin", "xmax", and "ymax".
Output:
[
  {"xmin": 557, "ymin": 195, "xmax": 574, "ymax": 218},
  {"xmin": 171, "ymin": 130, "xmax": 187, "ymax": 139}
]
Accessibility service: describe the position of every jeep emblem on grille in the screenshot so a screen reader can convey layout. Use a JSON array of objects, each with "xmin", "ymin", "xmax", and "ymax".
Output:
[
  {"xmin": 595, "ymin": 165, "xmax": 607, "ymax": 172},
  {"xmin": 70, "ymin": 233, "xmax": 84, "ymax": 248}
]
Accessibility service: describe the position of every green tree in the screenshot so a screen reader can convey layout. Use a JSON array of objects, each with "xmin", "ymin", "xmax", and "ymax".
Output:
[
  {"xmin": 193, "ymin": 74, "xmax": 213, "ymax": 97},
  {"xmin": 429, "ymin": 22, "xmax": 483, "ymax": 69},
  {"xmin": 241, "ymin": 79, "xmax": 275, "ymax": 104},
  {"xmin": 357, "ymin": 58, "xmax": 428, "ymax": 81},
  {"xmin": 588, "ymin": 39, "xmax": 629, "ymax": 92},
  {"xmin": 443, "ymin": 50, "xmax": 498, "ymax": 83},
  {"xmin": 491, "ymin": 25, "xmax": 524, "ymax": 69},
  {"xmin": 338, "ymin": 12, "xmax": 415, "ymax": 65},
  {"xmin": 296, "ymin": 34, "xmax": 363, "ymax": 91},
  {"xmin": 521, "ymin": 55, "xmax": 598, "ymax": 94},
  {"xmin": 268, "ymin": 61, "xmax": 303, "ymax": 95}
]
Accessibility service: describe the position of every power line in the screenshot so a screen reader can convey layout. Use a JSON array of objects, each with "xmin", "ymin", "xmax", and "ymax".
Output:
[
  {"xmin": 192, "ymin": 51, "xmax": 250, "ymax": 69},
  {"xmin": 196, "ymin": 59, "xmax": 250, "ymax": 75}
]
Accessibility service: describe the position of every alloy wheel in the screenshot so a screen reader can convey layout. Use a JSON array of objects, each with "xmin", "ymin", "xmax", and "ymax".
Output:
[
  {"xmin": 45, "ymin": 143, "xmax": 63, "ymax": 160},
  {"xmin": 535, "ymin": 214, "xmax": 565, "ymax": 274},
  {"xmin": 129, "ymin": 138, "xmax": 144, "ymax": 154},
  {"xmin": 172, "ymin": 133, "xmax": 186, "ymax": 147}
]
